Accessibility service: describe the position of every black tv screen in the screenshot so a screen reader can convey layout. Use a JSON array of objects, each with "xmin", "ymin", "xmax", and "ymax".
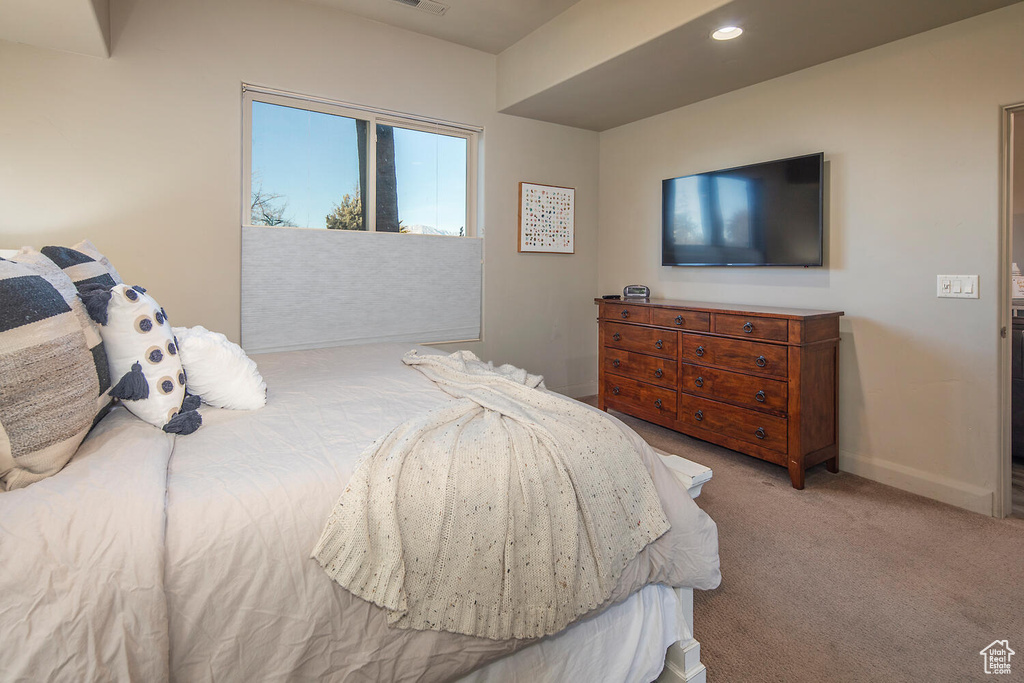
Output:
[{"xmin": 662, "ymin": 152, "xmax": 823, "ymax": 267}]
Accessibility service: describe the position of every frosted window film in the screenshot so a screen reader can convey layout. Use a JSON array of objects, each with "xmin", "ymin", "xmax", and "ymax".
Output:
[{"xmin": 241, "ymin": 226, "xmax": 481, "ymax": 353}]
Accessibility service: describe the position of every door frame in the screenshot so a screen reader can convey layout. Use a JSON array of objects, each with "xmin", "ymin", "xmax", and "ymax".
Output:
[{"xmin": 998, "ymin": 102, "xmax": 1024, "ymax": 518}]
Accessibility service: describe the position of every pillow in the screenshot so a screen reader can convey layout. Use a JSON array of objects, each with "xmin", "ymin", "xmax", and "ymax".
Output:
[
  {"xmin": 0, "ymin": 258, "xmax": 100, "ymax": 490},
  {"xmin": 172, "ymin": 326, "xmax": 267, "ymax": 410},
  {"xmin": 70, "ymin": 239, "xmax": 123, "ymax": 285},
  {"xmin": 40, "ymin": 242, "xmax": 122, "ymax": 293},
  {"xmin": 79, "ymin": 284, "xmax": 202, "ymax": 435},
  {"xmin": 10, "ymin": 248, "xmax": 113, "ymax": 424}
]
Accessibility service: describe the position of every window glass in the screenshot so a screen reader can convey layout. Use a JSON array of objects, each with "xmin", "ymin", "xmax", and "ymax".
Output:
[
  {"xmin": 376, "ymin": 124, "xmax": 468, "ymax": 236},
  {"xmin": 251, "ymin": 101, "xmax": 367, "ymax": 230}
]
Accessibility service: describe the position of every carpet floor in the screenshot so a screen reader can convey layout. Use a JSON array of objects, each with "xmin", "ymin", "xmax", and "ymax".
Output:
[{"xmin": 589, "ymin": 403, "xmax": 1024, "ymax": 682}]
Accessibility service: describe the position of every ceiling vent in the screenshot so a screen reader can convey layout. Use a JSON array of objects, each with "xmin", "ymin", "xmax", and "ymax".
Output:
[{"xmin": 389, "ymin": 0, "xmax": 449, "ymax": 16}]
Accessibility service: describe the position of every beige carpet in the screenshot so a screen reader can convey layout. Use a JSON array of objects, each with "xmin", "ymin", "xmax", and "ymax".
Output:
[{"xmin": 588, "ymin": 403, "xmax": 1024, "ymax": 682}]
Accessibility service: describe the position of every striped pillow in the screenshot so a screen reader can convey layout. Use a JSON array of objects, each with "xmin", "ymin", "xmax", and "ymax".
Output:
[
  {"xmin": 0, "ymin": 258, "xmax": 99, "ymax": 490},
  {"xmin": 11, "ymin": 248, "xmax": 113, "ymax": 425},
  {"xmin": 40, "ymin": 243, "xmax": 122, "ymax": 293}
]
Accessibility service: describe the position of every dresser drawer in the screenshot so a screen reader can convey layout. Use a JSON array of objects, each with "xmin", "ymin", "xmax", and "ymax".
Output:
[
  {"xmin": 678, "ymin": 396, "xmax": 788, "ymax": 454},
  {"xmin": 600, "ymin": 303, "xmax": 651, "ymax": 324},
  {"xmin": 679, "ymin": 364, "xmax": 788, "ymax": 413},
  {"xmin": 603, "ymin": 322, "xmax": 678, "ymax": 359},
  {"xmin": 714, "ymin": 314, "xmax": 789, "ymax": 341},
  {"xmin": 681, "ymin": 334, "xmax": 788, "ymax": 378},
  {"xmin": 650, "ymin": 308, "xmax": 710, "ymax": 332},
  {"xmin": 604, "ymin": 375, "xmax": 677, "ymax": 420},
  {"xmin": 604, "ymin": 348, "xmax": 677, "ymax": 388}
]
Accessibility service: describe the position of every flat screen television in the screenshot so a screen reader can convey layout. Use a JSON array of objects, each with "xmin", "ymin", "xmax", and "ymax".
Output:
[{"xmin": 662, "ymin": 152, "xmax": 823, "ymax": 267}]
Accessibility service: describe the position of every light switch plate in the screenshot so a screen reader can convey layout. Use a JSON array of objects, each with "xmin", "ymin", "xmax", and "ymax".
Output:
[{"xmin": 937, "ymin": 275, "xmax": 979, "ymax": 299}]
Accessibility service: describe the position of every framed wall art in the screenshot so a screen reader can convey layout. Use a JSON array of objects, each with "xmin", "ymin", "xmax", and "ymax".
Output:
[{"xmin": 518, "ymin": 182, "xmax": 575, "ymax": 254}]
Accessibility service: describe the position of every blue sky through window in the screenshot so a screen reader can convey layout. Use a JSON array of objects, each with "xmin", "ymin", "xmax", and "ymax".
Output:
[{"xmin": 251, "ymin": 101, "xmax": 467, "ymax": 234}]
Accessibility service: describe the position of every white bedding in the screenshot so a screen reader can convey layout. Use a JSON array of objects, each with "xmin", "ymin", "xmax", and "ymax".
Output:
[
  {"xmin": 0, "ymin": 343, "xmax": 719, "ymax": 682},
  {"xmin": 0, "ymin": 410, "xmax": 173, "ymax": 681}
]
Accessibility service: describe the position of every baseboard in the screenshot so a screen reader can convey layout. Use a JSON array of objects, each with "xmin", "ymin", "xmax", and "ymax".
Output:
[
  {"xmin": 551, "ymin": 382, "xmax": 598, "ymax": 399},
  {"xmin": 840, "ymin": 450, "xmax": 994, "ymax": 516}
]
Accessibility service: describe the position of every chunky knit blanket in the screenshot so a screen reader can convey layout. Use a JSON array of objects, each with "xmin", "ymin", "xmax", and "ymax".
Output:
[{"xmin": 312, "ymin": 350, "xmax": 670, "ymax": 640}]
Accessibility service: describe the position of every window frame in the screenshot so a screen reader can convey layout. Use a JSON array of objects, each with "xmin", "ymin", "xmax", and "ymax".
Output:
[{"xmin": 241, "ymin": 84, "xmax": 480, "ymax": 237}]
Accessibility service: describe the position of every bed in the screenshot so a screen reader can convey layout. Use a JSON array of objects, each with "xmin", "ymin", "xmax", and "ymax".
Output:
[{"xmin": 0, "ymin": 342, "xmax": 719, "ymax": 682}]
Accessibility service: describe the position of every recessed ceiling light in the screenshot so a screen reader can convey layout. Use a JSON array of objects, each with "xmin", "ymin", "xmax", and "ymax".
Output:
[{"xmin": 712, "ymin": 26, "xmax": 743, "ymax": 41}]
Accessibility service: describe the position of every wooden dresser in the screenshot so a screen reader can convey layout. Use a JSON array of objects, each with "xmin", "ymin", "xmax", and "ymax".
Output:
[{"xmin": 595, "ymin": 298, "xmax": 844, "ymax": 488}]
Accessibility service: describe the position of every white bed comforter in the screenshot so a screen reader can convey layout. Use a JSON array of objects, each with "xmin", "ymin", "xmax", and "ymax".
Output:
[
  {"xmin": 0, "ymin": 343, "xmax": 720, "ymax": 683},
  {"xmin": 0, "ymin": 410, "xmax": 173, "ymax": 682}
]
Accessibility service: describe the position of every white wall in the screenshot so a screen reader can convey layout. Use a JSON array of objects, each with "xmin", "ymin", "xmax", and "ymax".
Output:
[
  {"xmin": 598, "ymin": 4, "xmax": 1024, "ymax": 514},
  {"xmin": 0, "ymin": 0, "xmax": 600, "ymax": 395}
]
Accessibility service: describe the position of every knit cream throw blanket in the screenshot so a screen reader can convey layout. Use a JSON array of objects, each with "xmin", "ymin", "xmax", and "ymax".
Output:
[{"xmin": 312, "ymin": 350, "xmax": 670, "ymax": 640}]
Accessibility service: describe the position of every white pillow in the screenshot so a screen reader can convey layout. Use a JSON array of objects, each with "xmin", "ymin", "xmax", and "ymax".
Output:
[
  {"xmin": 172, "ymin": 326, "xmax": 267, "ymax": 410},
  {"xmin": 80, "ymin": 284, "xmax": 201, "ymax": 434}
]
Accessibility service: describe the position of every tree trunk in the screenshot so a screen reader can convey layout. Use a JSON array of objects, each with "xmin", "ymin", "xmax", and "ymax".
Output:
[{"xmin": 376, "ymin": 124, "xmax": 400, "ymax": 232}]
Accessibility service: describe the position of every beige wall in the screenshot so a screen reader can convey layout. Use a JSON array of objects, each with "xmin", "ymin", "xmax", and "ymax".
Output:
[
  {"xmin": 0, "ymin": 0, "xmax": 600, "ymax": 395},
  {"xmin": 598, "ymin": 4, "xmax": 1024, "ymax": 514}
]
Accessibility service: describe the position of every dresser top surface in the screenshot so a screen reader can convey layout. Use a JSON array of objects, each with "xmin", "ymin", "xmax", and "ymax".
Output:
[{"xmin": 594, "ymin": 298, "xmax": 844, "ymax": 320}]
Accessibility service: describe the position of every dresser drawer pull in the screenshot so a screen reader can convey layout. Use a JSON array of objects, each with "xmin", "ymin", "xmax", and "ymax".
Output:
[
  {"xmin": 674, "ymin": 315, "xmax": 684, "ymax": 326},
  {"xmin": 755, "ymin": 390, "xmax": 766, "ymax": 403},
  {"xmin": 612, "ymin": 359, "xmax": 621, "ymax": 368},
  {"xmin": 695, "ymin": 409, "xmax": 704, "ymax": 422},
  {"xmin": 654, "ymin": 368, "xmax": 664, "ymax": 378},
  {"xmin": 612, "ymin": 386, "xmax": 621, "ymax": 395},
  {"xmin": 621, "ymin": 309, "xmax": 630, "ymax": 319},
  {"xmin": 613, "ymin": 333, "xmax": 621, "ymax": 341},
  {"xmin": 755, "ymin": 427, "xmax": 766, "ymax": 440},
  {"xmin": 755, "ymin": 355, "xmax": 767, "ymax": 368},
  {"xmin": 695, "ymin": 345, "xmax": 705, "ymax": 357},
  {"xmin": 695, "ymin": 376, "xmax": 704, "ymax": 388},
  {"xmin": 655, "ymin": 339, "xmax": 664, "ymax": 350},
  {"xmin": 743, "ymin": 321, "xmax": 754, "ymax": 333},
  {"xmin": 654, "ymin": 399, "xmax": 663, "ymax": 409}
]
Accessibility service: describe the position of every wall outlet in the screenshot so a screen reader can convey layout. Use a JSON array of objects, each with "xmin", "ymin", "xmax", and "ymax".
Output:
[{"xmin": 936, "ymin": 275, "xmax": 979, "ymax": 299}]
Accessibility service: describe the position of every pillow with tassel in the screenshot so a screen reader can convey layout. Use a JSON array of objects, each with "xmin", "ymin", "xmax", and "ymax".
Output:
[{"xmin": 79, "ymin": 284, "xmax": 201, "ymax": 435}]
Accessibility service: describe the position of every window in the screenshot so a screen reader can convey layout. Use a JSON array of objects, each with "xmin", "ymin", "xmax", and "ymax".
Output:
[
  {"xmin": 239, "ymin": 86, "xmax": 483, "ymax": 353},
  {"xmin": 242, "ymin": 87, "xmax": 478, "ymax": 236}
]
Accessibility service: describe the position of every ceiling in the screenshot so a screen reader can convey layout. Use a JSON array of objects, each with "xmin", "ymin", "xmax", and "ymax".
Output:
[
  {"xmin": 497, "ymin": 0, "xmax": 1023, "ymax": 131},
  {"xmin": 0, "ymin": 0, "xmax": 109, "ymax": 58},
  {"xmin": 302, "ymin": 0, "xmax": 582, "ymax": 54}
]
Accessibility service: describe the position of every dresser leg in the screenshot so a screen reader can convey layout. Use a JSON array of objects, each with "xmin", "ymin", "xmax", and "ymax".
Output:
[
  {"xmin": 826, "ymin": 455, "xmax": 839, "ymax": 473},
  {"xmin": 787, "ymin": 459, "xmax": 805, "ymax": 489}
]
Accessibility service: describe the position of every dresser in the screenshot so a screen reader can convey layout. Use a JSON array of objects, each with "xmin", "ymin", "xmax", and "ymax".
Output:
[{"xmin": 595, "ymin": 298, "xmax": 843, "ymax": 489}]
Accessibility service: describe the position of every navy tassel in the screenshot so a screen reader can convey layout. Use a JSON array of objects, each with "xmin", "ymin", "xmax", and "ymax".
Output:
[
  {"xmin": 181, "ymin": 394, "xmax": 201, "ymax": 412},
  {"xmin": 77, "ymin": 283, "xmax": 112, "ymax": 325},
  {"xmin": 111, "ymin": 362, "xmax": 149, "ymax": 401},
  {"xmin": 163, "ymin": 409, "xmax": 202, "ymax": 435}
]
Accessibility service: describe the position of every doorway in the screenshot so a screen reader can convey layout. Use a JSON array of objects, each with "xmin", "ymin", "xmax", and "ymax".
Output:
[{"xmin": 1003, "ymin": 104, "xmax": 1024, "ymax": 519}]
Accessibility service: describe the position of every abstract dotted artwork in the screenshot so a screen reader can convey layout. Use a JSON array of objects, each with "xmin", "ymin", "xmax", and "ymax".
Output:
[{"xmin": 518, "ymin": 182, "xmax": 575, "ymax": 254}]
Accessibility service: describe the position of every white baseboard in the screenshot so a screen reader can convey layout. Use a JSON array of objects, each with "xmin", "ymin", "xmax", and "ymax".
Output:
[
  {"xmin": 840, "ymin": 449, "xmax": 994, "ymax": 516},
  {"xmin": 551, "ymin": 382, "xmax": 598, "ymax": 399}
]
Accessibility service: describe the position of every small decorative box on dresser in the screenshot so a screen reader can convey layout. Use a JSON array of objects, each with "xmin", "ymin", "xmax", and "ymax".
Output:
[{"xmin": 595, "ymin": 298, "xmax": 844, "ymax": 489}]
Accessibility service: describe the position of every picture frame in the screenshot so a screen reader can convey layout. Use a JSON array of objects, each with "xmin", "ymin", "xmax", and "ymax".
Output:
[{"xmin": 518, "ymin": 182, "xmax": 575, "ymax": 254}]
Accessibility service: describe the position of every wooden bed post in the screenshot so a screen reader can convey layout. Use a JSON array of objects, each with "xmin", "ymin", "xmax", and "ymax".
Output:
[
  {"xmin": 658, "ymin": 588, "xmax": 706, "ymax": 683},
  {"xmin": 656, "ymin": 453, "xmax": 712, "ymax": 683}
]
